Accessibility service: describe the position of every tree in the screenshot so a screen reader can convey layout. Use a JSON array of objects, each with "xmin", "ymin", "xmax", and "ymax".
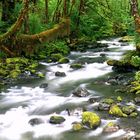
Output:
[
  {"xmin": 130, "ymin": 0, "xmax": 140, "ymax": 51},
  {"xmin": 0, "ymin": 0, "xmax": 70, "ymax": 57}
]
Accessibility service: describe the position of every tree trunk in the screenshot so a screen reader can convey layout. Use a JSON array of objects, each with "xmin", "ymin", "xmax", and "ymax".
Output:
[{"xmin": 130, "ymin": 0, "xmax": 140, "ymax": 52}]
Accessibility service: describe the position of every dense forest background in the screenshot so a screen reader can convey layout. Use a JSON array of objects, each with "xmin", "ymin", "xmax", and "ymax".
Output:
[{"xmin": 0, "ymin": 0, "xmax": 138, "ymax": 58}]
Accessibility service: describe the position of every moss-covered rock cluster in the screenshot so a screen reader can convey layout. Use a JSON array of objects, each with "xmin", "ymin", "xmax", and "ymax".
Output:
[{"xmin": 0, "ymin": 57, "xmax": 44, "ymax": 86}]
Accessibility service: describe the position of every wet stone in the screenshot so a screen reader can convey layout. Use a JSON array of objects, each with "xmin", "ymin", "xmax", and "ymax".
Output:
[
  {"xmin": 135, "ymin": 133, "xmax": 140, "ymax": 140},
  {"xmin": 28, "ymin": 118, "xmax": 44, "ymax": 126},
  {"xmin": 72, "ymin": 122, "xmax": 83, "ymax": 131},
  {"xmin": 134, "ymin": 97, "xmax": 140, "ymax": 104},
  {"xmin": 49, "ymin": 116, "xmax": 65, "ymax": 124},
  {"xmin": 103, "ymin": 122, "xmax": 120, "ymax": 133},
  {"xmin": 72, "ymin": 87, "xmax": 89, "ymax": 97},
  {"xmin": 55, "ymin": 71, "xmax": 66, "ymax": 77},
  {"xmin": 40, "ymin": 83, "xmax": 48, "ymax": 88},
  {"xmin": 98, "ymin": 103, "xmax": 110, "ymax": 111},
  {"xmin": 88, "ymin": 96, "xmax": 101, "ymax": 103}
]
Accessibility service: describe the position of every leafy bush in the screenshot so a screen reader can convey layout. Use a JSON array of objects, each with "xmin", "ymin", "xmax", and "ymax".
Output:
[{"xmin": 45, "ymin": 41, "xmax": 70, "ymax": 56}]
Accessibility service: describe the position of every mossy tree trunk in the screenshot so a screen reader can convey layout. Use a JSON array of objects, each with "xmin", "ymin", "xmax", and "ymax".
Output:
[
  {"xmin": 130, "ymin": 0, "xmax": 140, "ymax": 52},
  {"xmin": 0, "ymin": 0, "xmax": 70, "ymax": 57}
]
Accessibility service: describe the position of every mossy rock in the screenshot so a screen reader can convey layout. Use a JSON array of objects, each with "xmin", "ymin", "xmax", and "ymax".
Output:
[
  {"xmin": 130, "ymin": 81, "xmax": 140, "ymax": 94},
  {"xmin": 117, "ymin": 96, "xmax": 122, "ymax": 102},
  {"xmin": 101, "ymin": 98, "xmax": 114, "ymax": 105},
  {"xmin": 109, "ymin": 104, "xmax": 127, "ymax": 117},
  {"xmin": 9, "ymin": 69, "xmax": 21, "ymax": 79},
  {"xmin": 107, "ymin": 59, "xmax": 123, "ymax": 66},
  {"xmin": 82, "ymin": 111, "xmax": 101, "ymax": 129},
  {"xmin": 129, "ymin": 112, "xmax": 138, "ymax": 117},
  {"xmin": 50, "ymin": 53, "xmax": 63, "ymax": 62},
  {"xmin": 49, "ymin": 116, "xmax": 65, "ymax": 124},
  {"xmin": 122, "ymin": 105, "xmax": 136, "ymax": 115},
  {"xmin": 72, "ymin": 122, "xmax": 83, "ymax": 131},
  {"xmin": 72, "ymin": 87, "xmax": 89, "ymax": 97},
  {"xmin": 58, "ymin": 57, "xmax": 69, "ymax": 64},
  {"xmin": 70, "ymin": 63, "xmax": 84, "ymax": 69},
  {"xmin": 119, "ymin": 36, "xmax": 134, "ymax": 42},
  {"xmin": 0, "ymin": 68, "xmax": 8, "ymax": 76},
  {"xmin": 103, "ymin": 122, "xmax": 120, "ymax": 133}
]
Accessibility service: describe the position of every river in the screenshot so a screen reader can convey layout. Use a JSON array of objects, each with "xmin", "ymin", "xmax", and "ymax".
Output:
[{"xmin": 0, "ymin": 38, "xmax": 138, "ymax": 140}]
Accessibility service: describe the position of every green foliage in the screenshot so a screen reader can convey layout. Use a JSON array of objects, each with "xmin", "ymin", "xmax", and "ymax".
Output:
[
  {"xmin": 0, "ymin": 51, "xmax": 6, "ymax": 58},
  {"xmin": 131, "ymin": 56, "xmax": 140, "ymax": 67},
  {"xmin": 39, "ymin": 41, "xmax": 70, "ymax": 58},
  {"xmin": 135, "ymin": 71, "xmax": 140, "ymax": 81}
]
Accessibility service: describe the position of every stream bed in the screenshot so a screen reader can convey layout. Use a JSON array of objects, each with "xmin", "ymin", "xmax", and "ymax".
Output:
[{"xmin": 0, "ymin": 38, "xmax": 139, "ymax": 140}]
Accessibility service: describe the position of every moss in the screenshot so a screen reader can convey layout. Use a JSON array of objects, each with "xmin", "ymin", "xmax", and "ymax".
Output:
[
  {"xmin": 119, "ymin": 36, "xmax": 134, "ymax": 42},
  {"xmin": 82, "ymin": 111, "xmax": 101, "ymax": 129},
  {"xmin": 6, "ymin": 57, "xmax": 29, "ymax": 65},
  {"xmin": 130, "ymin": 81, "xmax": 140, "ymax": 94},
  {"xmin": 122, "ymin": 105, "xmax": 136, "ymax": 115},
  {"xmin": 0, "ymin": 68, "xmax": 8, "ymax": 76},
  {"xmin": 117, "ymin": 96, "xmax": 122, "ymax": 102},
  {"xmin": 58, "ymin": 57, "xmax": 69, "ymax": 64},
  {"xmin": 109, "ymin": 104, "xmax": 127, "ymax": 117},
  {"xmin": 106, "ymin": 122, "xmax": 116, "ymax": 127},
  {"xmin": 9, "ymin": 69, "xmax": 21, "ymax": 79},
  {"xmin": 37, "ymin": 72, "xmax": 45, "ymax": 78},
  {"xmin": 49, "ymin": 116, "xmax": 65, "ymax": 124},
  {"xmin": 70, "ymin": 63, "xmax": 83, "ymax": 69},
  {"xmin": 129, "ymin": 112, "xmax": 138, "ymax": 117},
  {"xmin": 28, "ymin": 62, "xmax": 38, "ymax": 69},
  {"xmin": 50, "ymin": 53, "xmax": 63, "ymax": 62},
  {"xmin": 103, "ymin": 122, "xmax": 119, "ymax": 133},
  {"xmin": 107, "ymin": 59, "xmax": 123, "ymax": 66},
  {"xmin": 72, "ymin": 122, "xmax": 83, "ymax": 131},
  {"xmin": 101, "ymin": 98, "xmax": 114, "ymax": 105}
]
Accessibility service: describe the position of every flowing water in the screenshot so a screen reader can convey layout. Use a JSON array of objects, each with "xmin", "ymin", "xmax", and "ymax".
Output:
[{"xmin": 0, "ymin": 38, "xmax": 138, "ymax": 140}]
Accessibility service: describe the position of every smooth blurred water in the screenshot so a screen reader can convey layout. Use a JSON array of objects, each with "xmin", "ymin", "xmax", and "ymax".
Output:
[{"xmin": 0, "ymin": 38, "xmax": 137, "ymax": 140}]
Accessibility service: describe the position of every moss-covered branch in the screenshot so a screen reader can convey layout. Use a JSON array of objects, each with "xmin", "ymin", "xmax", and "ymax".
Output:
[
  {"xmin": 16, "ymin": 18, "xmax": 70, "ymax": 45},
  {"xmin": 0, "ymin": 0, "xmax": 29, "ymax": 44}
]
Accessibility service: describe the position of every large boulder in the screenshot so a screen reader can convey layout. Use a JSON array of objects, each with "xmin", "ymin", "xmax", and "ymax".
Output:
[
  {"xmin": 72, "ymin": 87, "xmax": 89, "ymax": 97},
  {"xmin": 109, "ymin": 104, "xmax": 127, "ymax": 117},
  {"xmin": 49, "ymin": 116, "xmax": 65, "ymax": 124},
  {"xmin": 82, "ymin": 111, "xmax": 101, "ymax": 129}
]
